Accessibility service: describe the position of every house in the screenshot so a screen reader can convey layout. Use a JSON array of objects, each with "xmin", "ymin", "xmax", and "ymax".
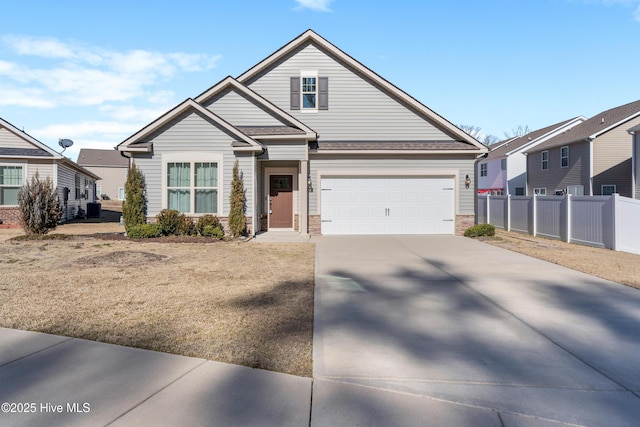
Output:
[
  {"xmin": 0, "ymin": 117, "xmax": 100, "ymax": 225},
  {"xmin": 77, "ymin": 148, "xmax": 129, "ymax": 200},
  {"xmin": 116, "ymin": 30, "xmax": 488, "ymax": 236},
  {"xmin": 628, "ymin": 123, "xmax": 640, "ymax": 199},
  {"xmin": 478, "ymin": 117, "xmax": 585, "ymax": 196},
  {"xmin": 525, "ymin": 100, "xmax": 640, "ymax": 197}
]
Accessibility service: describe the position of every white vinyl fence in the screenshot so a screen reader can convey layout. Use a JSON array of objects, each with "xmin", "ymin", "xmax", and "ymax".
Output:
[{"xmin": 477, "ymin": 194, "xmax": 640, "ymax": 255}]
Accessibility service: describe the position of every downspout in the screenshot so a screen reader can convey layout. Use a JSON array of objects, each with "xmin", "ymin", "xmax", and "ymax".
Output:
[{"xmin": 588, "ymin": 137, "xmax": 594, "ymax": 196}]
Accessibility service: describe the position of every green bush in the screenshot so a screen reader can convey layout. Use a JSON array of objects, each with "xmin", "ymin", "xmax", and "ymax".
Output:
[
  {"xmin": 201, "ymin": 225, "xmax": 224, "ymax": 239},
  {"xmin": 228, "ymin": 160, "xmax": 246, "ymax": 238},
  {"xmin": 127, "ymin": 223, "xmax": 163, "ymax": 239},
  {"xmin": 196, "ymin": 214, "xmax": 221, "ymax": 235},
  {"xmin": 18, "ymin": 172, "xmax": 62, "ymax": 235},
  {"xmin": 178, "ymin": 216, "xmax": 197, "ymax": 236},
  {"xmin": 122, "ymin": 162, "xmax": 147, "ymax": 234},
  {"xmin": 156, "ymin": 209, "xmax": 183, "ymax": 236},
  {"xmin": 464, "ymin": 224, "xmax": 496, "ymax": 238}
]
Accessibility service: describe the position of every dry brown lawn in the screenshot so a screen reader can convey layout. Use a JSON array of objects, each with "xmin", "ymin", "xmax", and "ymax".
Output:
[
  {"xmin": 481, "ymin": 229, "xmax": 640, "ymax": 289},
  {"xmin": 0, "ymin": 234, "xmax": 315, "ymax": 377}
]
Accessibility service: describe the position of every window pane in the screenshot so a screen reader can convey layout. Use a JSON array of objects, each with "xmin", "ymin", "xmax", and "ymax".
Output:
[
  {"xmin": 0, "ymin": 166, "xmax": 22, "ymax": 185},
  {"xmin": 168, "ymin": 189, "xmax": 190, "ymax": 213},
  {"xmin": 303, "ymin": 94, "xmax": 316, "ymax": 108},
  {"xmin": 1, "ymin": 187, "xmax": 19, "ymax": 205},
  {"xmin": 195, "ymin": 162, "xmax": 217, "ymax": 188},
  {"xmin": 195, "ymin": 189, "xmax": 217, "ymax": 213},
  {"xmin": 168, "ymin": 162, "xmax": 190, "ymax": 187}
]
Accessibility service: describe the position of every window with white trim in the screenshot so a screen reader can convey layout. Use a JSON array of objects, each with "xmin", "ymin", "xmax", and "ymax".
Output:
[
  {"xmin": 567, "ymin": 185, "xmax": 584, "ymax": 196},
  {"xmin": 533, "ymin": 188, "xmax": 547, "ymax": 196},
  {"xmin": 0, "ymin": 165, "xmax": 23, "ymax": 205},
  {"xmin": 561, "ymin": 146, "xmax": 569, "ymax": 168},
  {"xmin": 601, "ymin": 184, "xmax": 616, "ymax": 196},
  {"xmin": 75, "ymin": 174, "xmax": 81, "ymax": 199},
  {"xmin": 166, "ymin": 161, "xmax": 219, "ymax": 214},
  {"xmin": 480, "ymin": 163, "xmax": 487, "ymax": 177},
  {"xmin": 541, "ymin": 150, "xmax": 549, "ymax": 170},
  {"xmin": 118, "ymin": 187, "xmax": 125, "ymax": 201},
  {"xmin": 301, "ymin": 74, "xmax": 317, "ymax": 110}
]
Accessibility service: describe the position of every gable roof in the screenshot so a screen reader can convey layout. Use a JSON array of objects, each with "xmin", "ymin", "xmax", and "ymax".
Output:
[
  {"xmin": 237, "ymin": 29, "xmax": 487, "ymax": 153},
  {"xmin": 117, "ymin": 99, "xmax": 263, "ymax": 152},
  {"xmin": 77, "ymin": 148, "xmax": 129, "ymax": 167},
  {"xmin": 486, "ymin": 117, "xmax": 585, "ymax": 159},
  {"xmin": 194, "ymin": 76, "xmax": 317, "ymax": 139},
  {"xmin": 0, "ymin": 117, "xmax": 99, "ymax": 179},
  {"xmin": 528, "ymin": 100, "xmax": 640, "ymax": 153}
]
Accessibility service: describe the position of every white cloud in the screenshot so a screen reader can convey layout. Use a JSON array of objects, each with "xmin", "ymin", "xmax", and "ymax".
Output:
[
  {"xmin": 294, "ymin": 0, "xmax": 334, "ymax": 12},
  {"xmin": 0, "ymin": 35, "xmax": 221, "ymax": 108}
]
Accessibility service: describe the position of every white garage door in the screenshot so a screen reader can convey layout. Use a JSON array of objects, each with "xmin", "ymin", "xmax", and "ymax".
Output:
[{"xmin": 320, "ymin": 177, "xmax": 455, "ymax": 235}]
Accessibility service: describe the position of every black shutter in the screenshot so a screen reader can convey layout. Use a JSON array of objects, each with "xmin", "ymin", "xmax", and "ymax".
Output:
[
  {"xmin": 319, "ymin": 77, "xmax": 328, "ymax": 110},
  {"xmin": 290, "ymin": 77, "xmax": 300, "ymax": 110}
]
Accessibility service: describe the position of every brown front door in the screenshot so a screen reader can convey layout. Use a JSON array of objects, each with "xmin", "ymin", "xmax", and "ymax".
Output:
[{"xmin": 269, "ymin": 175, "xmax": 293, "ymax": 228}]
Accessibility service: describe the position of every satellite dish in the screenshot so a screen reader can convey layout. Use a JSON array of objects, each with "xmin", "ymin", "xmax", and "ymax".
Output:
[{"xmin": 58, "ymin": 138, "xmax": 74, "ymax": 153}]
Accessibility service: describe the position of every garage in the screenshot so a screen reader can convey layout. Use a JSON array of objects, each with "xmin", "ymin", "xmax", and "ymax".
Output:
[{"xmin": 320, "ymin": 176, "xmax": 455, "ymax": 235}]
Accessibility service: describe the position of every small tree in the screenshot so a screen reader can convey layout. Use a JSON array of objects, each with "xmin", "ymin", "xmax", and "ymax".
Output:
[
  {"xmin": 228, "ymin": 160, "xmax": 246, "ymax": 238},
  {"xmin": 122, "ymin": 161, "xmax": 147, "ymax": 233},
  {"xmin": 18, "ymin": 172, "xmax": 62, "ymax": 235}
]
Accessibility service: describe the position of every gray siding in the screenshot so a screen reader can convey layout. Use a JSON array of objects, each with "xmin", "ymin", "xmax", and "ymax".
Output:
[
  {"xmin": 258, "ymin": 141, "xmax": 307, "ymax": 161},
  {"xmin": 0, "ymin": 127, "xmax": 34, "ymax": 149},
  {"xmin": 527, "ymin": 141, "xmax": 590, "ymax": 195},
  {"xmin": 26, "ymin": 160, "xmax": 54, "ymax": 181},
  {"xmin": 56, "ymin": 163, "xmax": 94, "ymax": 221},
  {"xmin": 308, "ymin": 154, "xmax": 475, "ymax": 215},
  {"xmin": 131, "ymin": 110, "xmax": 254, "ymax": 217},
  {"xmin": 203, "ymin": 88, "xmax": 285, "ymax": 127},
  {"xmin": 591, "ymin": 117, "xmax": 638, "ymax": 197},
  {"xmin": 246, "ymin": 43, "xmax": 453, "ymax": 141}
]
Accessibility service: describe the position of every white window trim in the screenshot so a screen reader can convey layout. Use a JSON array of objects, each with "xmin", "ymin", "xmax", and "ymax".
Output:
[
  {"xmin": 161, "ymin": 153, "xmax": 223, "ymax": 216},
  {"xmin": 541, "ymin": 150, "xmax": 549, "ymax": 170},
  {"xmin": 0, "ymin": 163, "xmax": 26, "ymax": 207},
  {"xmin": 561, "ymin": 146, "xmax": 569, "ymax": 168},
  {"xmin": 533, "ymin": 188, "xmax": 547, "ymax": 196},
  {"xmin": 601, "ymin": 184, "xmax": 616, "ymax": 196},
  {"xmin": 300, "ymin": 70, "xmax": 318, "ymax": 113}
]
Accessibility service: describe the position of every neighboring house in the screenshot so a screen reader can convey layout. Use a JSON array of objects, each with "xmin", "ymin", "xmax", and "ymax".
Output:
[
  {"xmin": 525, "ymin": 100, "xmax": 640, "ymax": 197},
  {"xmin": 77, "ymin": 148, "xmax": 128, "ymax": 200},
  {"xmin": 117, "ymin": 30, "xmax": 488, "ymax": 236},
  {"xmin": 0, "ymin": 117, "xmax": 100, "ymax": 225},
  {"xmin": 478, "ymin": 117, "xmax": 586, "ymax": 196},
  {"xmin": 628, "ymin": 124, "xmax": 640, "ymax": 199}
]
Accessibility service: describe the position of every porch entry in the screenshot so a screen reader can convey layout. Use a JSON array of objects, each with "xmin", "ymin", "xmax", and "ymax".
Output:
[{"xmin": 269, "ymin": 175, "xmax": 293, "ymax": 228}]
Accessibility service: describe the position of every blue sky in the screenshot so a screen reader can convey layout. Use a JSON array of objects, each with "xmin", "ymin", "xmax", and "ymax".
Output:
[{"xmin": 1, "ymin": 0, "xmax": 639, "ymax": 159}]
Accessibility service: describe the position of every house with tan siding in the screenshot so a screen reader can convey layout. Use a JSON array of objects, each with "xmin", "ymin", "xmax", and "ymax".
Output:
[
  {"xmin": 0, "ymin": 117, "xmax": 100, "ymax": 226},
  {"xmin": 77, "ymin": 149, "xmax": 128, "ymax": 200},
  {"xmin": 116, "ymin": 30, "xmax": 488, "ymax": 236},
  {"xmin": 525, "ymin": 100, "xmax": 640, "ymax": 197}
]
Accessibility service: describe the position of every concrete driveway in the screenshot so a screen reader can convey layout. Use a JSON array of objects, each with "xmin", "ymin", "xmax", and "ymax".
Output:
[{"xmin": 313, "ymin": 235, "xmax": 640, "ymax": 427}]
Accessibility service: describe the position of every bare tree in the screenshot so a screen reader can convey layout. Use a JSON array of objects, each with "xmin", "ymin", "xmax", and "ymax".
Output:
[
  {"xmin": 459, "ymin": 124, "xmax": 500, "ymax": 146},
  {"xmin": 503, "ymin": 124, "xmax": 531, "ymax": 139}
]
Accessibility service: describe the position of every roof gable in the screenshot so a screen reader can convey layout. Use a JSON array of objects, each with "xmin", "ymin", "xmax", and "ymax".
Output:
[
  {"xmin": 195, "ymin": 76, "xmax": 316, "ymax": 139},
  {"xmin": 117, "ymin": 99, "xmax": 262, "ymax": 151},
  {"xmin": 0, "ymin": 117, "xmax": 60, "ymax": 158},
  {"xmin": 528, "ymin": 100, "xmax": 640, "ymax": 153},
  {"xmin": 487, "ymin": 117, "xmax": 585, "ymax": 159},
  {"xmin": 237, "ymin": 30, "xmax": 487, "ymax": 152}
]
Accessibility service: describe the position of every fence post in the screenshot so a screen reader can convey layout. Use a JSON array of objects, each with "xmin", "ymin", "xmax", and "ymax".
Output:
[
  {"xmin": 612, "ymin": 193, "xmax": 619, "ymax": 251},
  {"xmin": 532, "ymin": 194, "xmax": 537, "ymax": 236},
  {"xmin": 486, "ymin": 193, "xmax": 490, "ymax": 225},
  {"xmin": 566, "ymin": 194, "xmax": 572, "ymax": 243},
  {"xmin": 507, "ymin": 194, "xmax": 511, "ymax": 231}
]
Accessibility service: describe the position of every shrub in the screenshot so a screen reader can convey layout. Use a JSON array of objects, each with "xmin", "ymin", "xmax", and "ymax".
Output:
[
  {"xmin": 228, "ymin": 160, "xmax": 246, "ymax": 238},
  {"xmin": 196, "ymin": 214, "xmax": 221, "ymax": 236},
  {"xmin": 201, "ymin": 225, "xmax": 224, "ymax": 239},
  {"xmin": 122, "ymin": 162, "xmax": 147, "ymax": 233},
  {"xmin": 178, "ymin": 216, "xmax": 197, "ymax": 236},
  {"xmin": 156, "ymin": 209, "xmax": 183, "ymax": 236},
  {"xmin": 18, "ymin": 172, "xmax": 62, "ymax": 235},
  {"xmin": 464, "ymin": 224, "xmax": 496, "ymax": 238},
  {"xmin": 127, "ymin": 223, "xmax": 164, "ymax": 239}
]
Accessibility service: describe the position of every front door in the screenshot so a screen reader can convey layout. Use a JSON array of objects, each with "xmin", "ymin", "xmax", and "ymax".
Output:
[{"xmin": 269, "ymin": 175, "xmax": 293, "ymax": 228}]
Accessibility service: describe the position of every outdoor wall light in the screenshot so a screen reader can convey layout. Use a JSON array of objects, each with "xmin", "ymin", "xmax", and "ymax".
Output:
[
  {"xmin": 465, "ymin": 174, "xmax": 471, "ymax": 189},
  {"xmin": 307, "ymin": 175, "xmax": 313, "ymax": 191}
]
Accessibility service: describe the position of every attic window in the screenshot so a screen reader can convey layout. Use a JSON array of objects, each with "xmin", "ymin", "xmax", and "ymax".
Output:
[
  {"xmin": 302, "ymin": 75, "xmax": 317, "ymax": 109},
  {"xmin": 290, "ymin": 73, "xmax": 328, "ymax": 111}
]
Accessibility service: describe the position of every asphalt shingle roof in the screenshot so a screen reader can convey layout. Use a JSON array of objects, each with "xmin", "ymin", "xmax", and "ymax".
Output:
[
  {"xmin": 236, "ymin": 126, "xmax": 306, "ymax": 136},
  {"xmin": 77, "ymin": 149, "xmax": 129, "ymax": 167},
  {"xmin": 0, "ymin": 147, "xmax": 53, "ymax": 157}
]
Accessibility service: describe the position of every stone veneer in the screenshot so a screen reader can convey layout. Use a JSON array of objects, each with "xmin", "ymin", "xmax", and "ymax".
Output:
[
  {"xmin": 455, "ymin": 214, "xmax": 475, "ymax": 236},
  {"xmin": 308, "ymin": 215, "xmax": 321, "ymax": 236}
]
